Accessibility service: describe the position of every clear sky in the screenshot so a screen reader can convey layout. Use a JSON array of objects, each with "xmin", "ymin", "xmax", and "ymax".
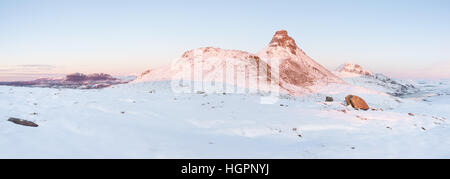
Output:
[{"xmin": 1, "ymin": 0, "xmax": 450, "ymax": 81}]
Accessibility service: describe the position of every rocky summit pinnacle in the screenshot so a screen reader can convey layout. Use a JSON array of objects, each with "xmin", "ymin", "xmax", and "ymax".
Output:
[
  {"xmin": 269, "ymin": 30, "xmax": 299, "ymax": 54},
  {"xmin": 259, "ymin": 30, "xmax": 345, "ymax": 93}
]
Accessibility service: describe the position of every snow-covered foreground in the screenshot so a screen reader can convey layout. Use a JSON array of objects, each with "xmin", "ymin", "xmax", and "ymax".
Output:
[{"xmin": 1, "ymin": 80, "xmax": 449, "ymax": 159}]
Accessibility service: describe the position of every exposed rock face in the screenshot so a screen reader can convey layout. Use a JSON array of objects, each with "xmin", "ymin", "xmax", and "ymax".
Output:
[
  {"xmin": 8, "ymin": 118, "xmax": 38, "ymax": 127},
  {"xmin": 346, "ymin": 95, "xmax": 370, "ymax": 111},
  {"xmin": 335, "ymin": 63, "xmax": 420, "ymax": 97},
  {"xmin": 372, "ymin": 73, "xmax": 418, "ymax": 97},
  {"xmin": 269, "ymin": 30, "xmax": 299, "ymax": 55}
]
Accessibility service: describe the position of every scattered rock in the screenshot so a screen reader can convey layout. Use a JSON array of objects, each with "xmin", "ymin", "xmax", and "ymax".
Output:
[
  {"xmin": 121, "ymin": 111, "xmax": 125, "ymax": 114},
  {"xmin": 196, "ymin": 91, "xmax": 205, "ymax": 94},
  {"xmin": 408, "ymin": 113, "xmax": 415, "ymax": 116},
  {"xmin": 432, "ymin": 116, "xmax": 446, "ymax": 122},
  {"xmin": 325, "ymin": 96, "xmax": 334, "ymax": 102},
  {"xmin": 340, "ymin": 109, "xmax": 347, "ymax": 114},
  {"xmin": 387, "ymin": 126, "xmax": 392, "ymax": 130},
  {"xmin": 292, "ymin": 128, "xmax": 297, "ymax": 131},
  {"xmin": 421, "ymin": 127, "xmax": 427, "ymax": 131},
  {"xmin": 30, "ymin": 112, "xmax": 38, "ymax": 116},
  {"xmin": 351, "ymin": 147, "xmax": 356, "ymax": 150},
  {"xmin": 8, "ymin": 117, "xmax": 38, "ymax": 127},
  {"xmin": 346, "ymin": 95, "xmax": 369, "ymax": 111},
  {"xmin": 356, "ymin": 115, "xmax": 368, "ymax": 121}
]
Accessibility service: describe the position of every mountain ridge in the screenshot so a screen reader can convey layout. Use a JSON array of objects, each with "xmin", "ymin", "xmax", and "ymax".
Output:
[{"xmin": 135, "ymin": 30, "xmax": 345, "ymax": 95}]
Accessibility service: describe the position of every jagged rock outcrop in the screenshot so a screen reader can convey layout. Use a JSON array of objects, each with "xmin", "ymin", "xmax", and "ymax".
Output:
[
  {"xmin": 336, "ymin": 62, "xmax": 373, "ymax": 76},
  {"xmin": 334, "ymin": 63, "xmax": 419, "ymax": 97}
]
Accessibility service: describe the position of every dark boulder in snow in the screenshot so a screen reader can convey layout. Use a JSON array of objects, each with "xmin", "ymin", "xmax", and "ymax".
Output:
[
  {"xmin": 325, "ymin": 96, "xmax": 334, "ymax": 102},
  {"xmin": 8, "ymin": 117, "xmax": 39, "ymax": 127},
  {"xmin": 346, "ymin": 95, "xmax": 369, "ymax": 111}
]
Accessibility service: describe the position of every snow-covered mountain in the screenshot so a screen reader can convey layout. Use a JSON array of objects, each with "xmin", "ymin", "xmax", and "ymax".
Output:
[
  {"xmin": 135, "ymin": 30, "xmax": 344, "ymax": 95},
  {"xmin": 134, "ymin": 47, "xmax": 274, "ymax": 93},
  {"xmin": 335, "ymin": 62, "xmax": 373, "ymax": 77},
  {"xmin": 334, "ymin": 63, "xmax": 419, "ymax": 97},
  {"xmin": 258, "ymin": 30, "xmax": 344, "ymax": 89}
]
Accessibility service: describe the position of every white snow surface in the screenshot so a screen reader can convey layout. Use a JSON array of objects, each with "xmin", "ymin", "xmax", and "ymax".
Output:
[{"xmin": 1, "ymin": 79, "xmax": 449, "ymax": 159}]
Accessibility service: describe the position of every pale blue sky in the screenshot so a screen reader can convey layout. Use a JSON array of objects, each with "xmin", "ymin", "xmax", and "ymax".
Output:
[{"xmin": 1, "ymin": 0, "xmax": 450, "ymax": 80}]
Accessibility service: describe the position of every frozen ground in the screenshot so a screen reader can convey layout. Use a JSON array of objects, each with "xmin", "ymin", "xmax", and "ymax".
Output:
[{"xmin": 0, "ymin": 80, "xmax": 449, "ymax": 159}]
